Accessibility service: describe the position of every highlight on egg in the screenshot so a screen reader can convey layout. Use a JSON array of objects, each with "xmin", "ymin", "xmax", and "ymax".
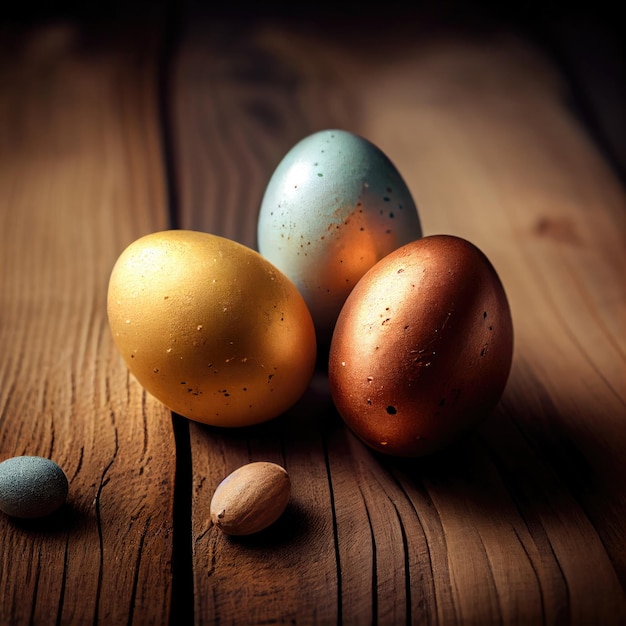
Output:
[
  {"xmin": 328, "ymin": 235, "xmax": 514, "ymax": 457},
  {"xmin": 107, "ymin": 230, "xmax": 317, "ymax": 427},
  {"xmin": 257, "ymin": 129, "xmax": 422, "ymax": 348}
]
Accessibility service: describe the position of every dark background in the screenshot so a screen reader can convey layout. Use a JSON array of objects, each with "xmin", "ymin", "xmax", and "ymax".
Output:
[{"xmin": 1, "ymin": 0, "xmax": 623, "ymax": 183}]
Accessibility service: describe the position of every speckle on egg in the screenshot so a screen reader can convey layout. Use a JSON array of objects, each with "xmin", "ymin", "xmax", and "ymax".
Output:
[{"xmin": 0, "ymin": 456, "xmax": 69, "ymax": 519}]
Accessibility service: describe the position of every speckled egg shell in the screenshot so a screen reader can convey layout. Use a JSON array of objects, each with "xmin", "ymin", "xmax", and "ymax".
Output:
[
  {"xmin": 257, "ymin": 129, "xmax": 422, "ymax": 348},
  {"xmin": 0, "ymin": 456, "xmax": 69, "ymax": 518},
  {"xmin": 107, "ymin": 230, "xmax": 317, "ymax": 428},
  {"xmin": 328, "ymin": 235, "xmax": 514, "ymax": 457}
]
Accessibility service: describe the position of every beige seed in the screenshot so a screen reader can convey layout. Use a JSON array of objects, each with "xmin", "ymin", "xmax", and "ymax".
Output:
[{"xmin": 210, "ymin": 462, "xmax": 291, "ymax": 536}]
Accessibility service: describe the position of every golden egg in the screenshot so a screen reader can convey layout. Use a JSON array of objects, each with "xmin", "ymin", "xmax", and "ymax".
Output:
[{"xmin": 107, "ymin": 230, "xmax": 317, "ymax": 427}]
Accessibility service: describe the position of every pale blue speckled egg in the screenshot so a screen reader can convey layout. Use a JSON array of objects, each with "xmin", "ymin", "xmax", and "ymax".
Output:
[
  {"xmin": 257, "ymin": 129, "xmax": 422, "ymax": 348},
  {"xmin": 0, "ymin": 456, "xmax": 69, "ymax": 519}
]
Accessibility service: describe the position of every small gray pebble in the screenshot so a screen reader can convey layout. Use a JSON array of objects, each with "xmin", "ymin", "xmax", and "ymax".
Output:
[{"xmin": 0, "ymin": 456, "xmax": 69, "ymax": 519}]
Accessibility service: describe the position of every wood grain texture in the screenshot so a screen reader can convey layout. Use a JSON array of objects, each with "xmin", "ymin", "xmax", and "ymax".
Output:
[
  {"xmin": 0, "ymin": 6, "xmax": 623, "ymax": 626},
  {"xmin": 0, "ymin": 20, "xmax": 175, "ymax": 624},
  {"xmin": 171, "ymin": 13, "xmax": 626, "ymax": 625}
]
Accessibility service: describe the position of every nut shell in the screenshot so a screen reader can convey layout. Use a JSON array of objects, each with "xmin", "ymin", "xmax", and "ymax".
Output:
[
  {"xmin": 329, "ymin": 235, "xmax": 514, "ymax": 457},
  {"xmin": 210, "ymin": 462, "xmax": 291, "ymax": 535}
]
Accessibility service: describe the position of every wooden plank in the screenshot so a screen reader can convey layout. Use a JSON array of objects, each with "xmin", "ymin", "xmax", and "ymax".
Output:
[
  {"xmin": 526, "ymin": 4, "xmax": 625, "ymax": 182},
  {"xmin": 171, "ymin": 13, "xmax": 625, "ymax": 625},
  {"xmin": 0, "ymin": 20, "xmax": 174, "ymax": 624}
]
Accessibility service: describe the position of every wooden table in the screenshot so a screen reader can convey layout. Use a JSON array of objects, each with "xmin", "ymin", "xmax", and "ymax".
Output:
[{"xmin": 1, "ymin": 4, "xmax": 624, "ymax": 624}]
